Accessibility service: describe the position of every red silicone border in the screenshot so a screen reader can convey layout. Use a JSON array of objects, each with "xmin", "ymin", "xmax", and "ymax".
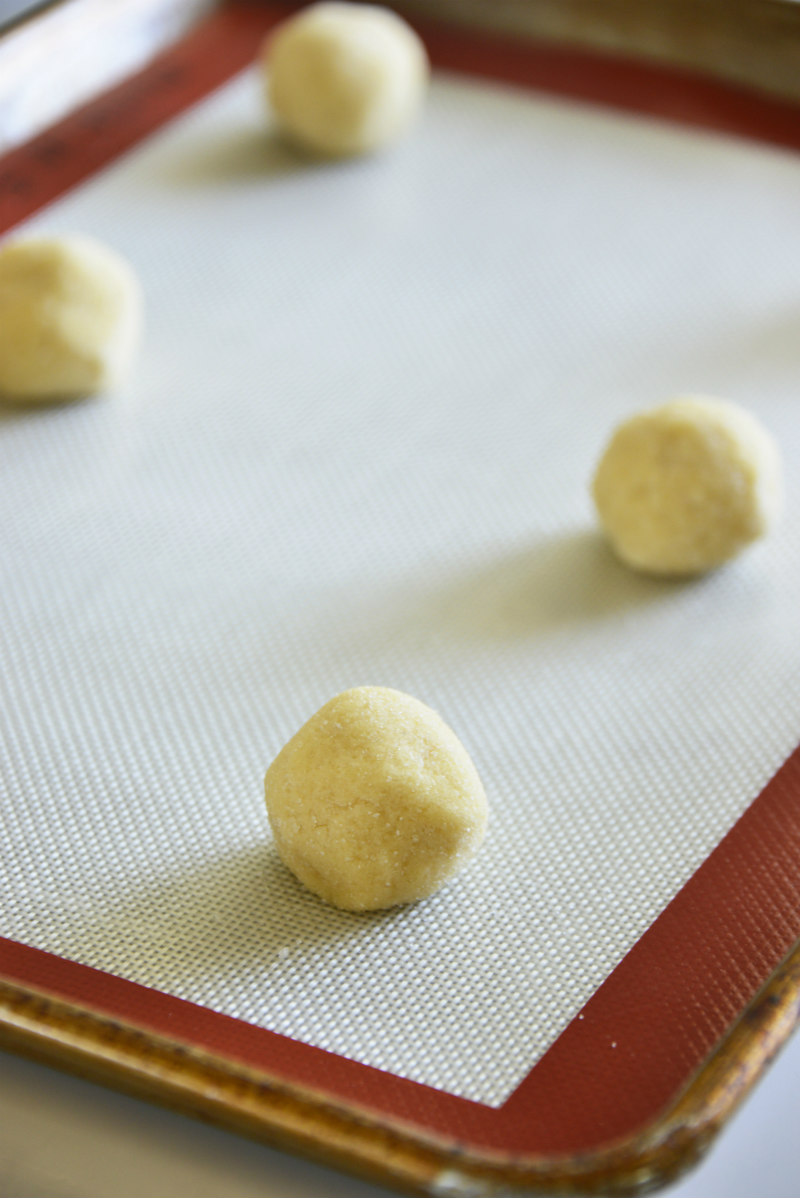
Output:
[
  {"xmin": 2, "ymin": 0, "xmax": 800, "ymax": 1159},
  {"xmin": 4, "ymin": 0, "xmax": 800, "ymax": 237},
  {"xmin": 4, "ymin": 746, "xmax": 800, "ymax": 1157}
]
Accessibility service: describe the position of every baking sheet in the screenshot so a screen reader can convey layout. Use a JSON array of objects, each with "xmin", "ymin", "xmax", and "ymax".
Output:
[{"xmin": 2, "ymin": 60, "xmax": 800, "ymax": 1109}]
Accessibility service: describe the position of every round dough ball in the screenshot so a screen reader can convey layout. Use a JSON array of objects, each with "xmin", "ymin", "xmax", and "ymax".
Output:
[
  {"xmin": 0, "ymin": 234, "xmax": 142, "ymax": 403},
  {"xmin": 592, "ymin": 396, "xmax": 782, "ymax": 575},
  {"xmin": 263, "ymin": 2, "xmax": 429, "ymax": 158},
  {"xmin": 264, "ymin": 687, "xmax": 487, "ymax": 911}
]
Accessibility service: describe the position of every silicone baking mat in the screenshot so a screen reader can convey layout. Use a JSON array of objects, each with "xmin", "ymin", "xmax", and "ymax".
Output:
[{"xmin": 2, "ymin": 0, "xmax": 800, "ymax": 1176}]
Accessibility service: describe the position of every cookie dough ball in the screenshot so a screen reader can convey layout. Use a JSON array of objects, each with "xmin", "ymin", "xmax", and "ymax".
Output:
[
  {"xmin": 263, "ymin": 3, "xmax": 429, "ymax": 158},
  {"xmin": 0, "ymin": 234, "xmax": 142, "ymax": 403},
  {"xmin": 265, "ymin": 687, "xmax": 487, "ymax": 911},
  {"xmin": 592, "ymin": 396, "xmax": 782, "ymax": 575}
]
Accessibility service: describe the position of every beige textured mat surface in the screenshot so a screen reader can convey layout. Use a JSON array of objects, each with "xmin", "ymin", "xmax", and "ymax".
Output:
[{"xmin": 2, "ymin": 68, "xmax": 799, "ymax": 1105}]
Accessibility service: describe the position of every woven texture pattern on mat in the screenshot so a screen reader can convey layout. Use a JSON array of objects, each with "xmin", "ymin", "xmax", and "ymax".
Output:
[{"xmin": 2, "ymin": 71, "xmax": 799, "ymax": 1105}]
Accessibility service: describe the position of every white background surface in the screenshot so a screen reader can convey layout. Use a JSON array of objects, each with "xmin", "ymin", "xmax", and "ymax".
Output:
[{"xmin": 0, "ymin": 1029, "xmax": 799, "ymax": 1197}]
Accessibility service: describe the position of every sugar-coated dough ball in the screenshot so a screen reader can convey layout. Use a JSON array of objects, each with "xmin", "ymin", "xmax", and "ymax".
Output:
[
  {"xmin": 263, "ymin": 2, "xmax": 429, "ymax": 157},
  {"xmin": 264, "ymin": 687, "xmax": 487, "ymax": 911},
  {"xmin": 0, "ymin": 234, "xmax": 142, "ymax": 403},
  {"xmin": 592, "ymin": 396, "xmax": 782, "ymax": 575}
]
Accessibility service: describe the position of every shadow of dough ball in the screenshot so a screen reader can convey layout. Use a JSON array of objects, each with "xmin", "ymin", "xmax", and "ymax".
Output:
[
  {"xmin": 0, "ymin": 235, "xmax": 142, "ymax": 404},
  {"xmin": 264, "ymin": 687, "xmax": 488, "ymax": 911},
  {"xmin": 592, "ymin": 396, "xmax": 782, "ymax": 576},
  {"xmin": 262, "ymin": 2, "xmax": 429, "ymax": 157}
]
